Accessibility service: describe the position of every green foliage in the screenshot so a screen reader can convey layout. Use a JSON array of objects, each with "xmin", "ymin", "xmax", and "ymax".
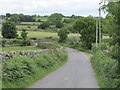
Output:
[
  {"xmin": 37, "ymin": 19, "xmax": 41, "ymax": 22},
  {"xmin": 2, "ymin": 50, "xmax": 67, "ymax": 88},
  {"xmin": 6, "ymin": 13, "xmax": 11, "ymax": 18},
  {"xmin": 21, "ymin": 29, "xmax": 28, "ymax": 46},
  {"xmin": 58, "ymin": 28, "xmax": 69, "ymax": 42},
  {"xmin": 102, "ymin": 15, "xmax": 114, "ymax": 34},
  {"xmin": 73, "ymin": 16, "xmax": 96, "ymax": 49},
  {"xmin": 91, "ymin": 50, "xmax": 120, "ymax": 89},
  {"xmin": 106, "ymin": 2, "xmax": 120, "ymax": 69},
  {"xmin": 48, "ymin": 13, "xmax": 63, "ymax": 25},
  {"xmin": 2, "ymin": 21, "xmax": 18, "ymax": 38},
  {"xmin": 55, "ymin": 21, "xmax": 64, "ymax": 28},
  {"xmin": 9, "ymin": 14, "xmax": 20, "ymax": 23},
  {"xmin": 109, "ymin": 44, "xmax": 120, "ymax": 60},
  {"xmin": 63, "ymin": 18, "xmax": 75, "ymax": 24},
  {"xmin": 38, "ymin": 22, "xmax": 50, "ymax": 29}
]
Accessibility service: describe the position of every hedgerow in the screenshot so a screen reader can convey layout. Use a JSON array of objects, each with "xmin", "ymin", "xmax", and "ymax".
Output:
[{"xmin": 91, "ymin": 50, "xmax": 120, "ymax": 89}]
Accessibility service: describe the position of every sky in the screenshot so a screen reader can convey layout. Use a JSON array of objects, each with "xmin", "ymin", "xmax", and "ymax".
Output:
[{"xmin": 0, "ymin": 0, "xmax": 106, "ymax": 17}]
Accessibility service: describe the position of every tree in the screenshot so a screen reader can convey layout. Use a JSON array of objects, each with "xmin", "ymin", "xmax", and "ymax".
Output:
[
  {"xmin": 38, "ymin": 22, "xmax": 50, "ymax": 29},
  {"xmin": 6, "ymin": 13, "xmax": 11, "ymax": 18},
  {"xmin": 9, "ymin": 14, "xmax": 20, "ymax": 23},
  {"xmin": 58, "ymin": 27, "xmax": 69, "ymax": 42},
  {"xmin": 107, "ymin": 2, "xmax": 120, "ymax": 70},
  {"xmin": 55, "ymin": 21, "xmax": 64, "ymax": 28},
  {"xmin": 21, "ymin": 29, "xmax": 28, "ymax": 46},
  {"xmin": 73, "ymin": 16, "xmax": 96, "ymax": 49},
  {"xmin": 2, "ymin": 21, "xmax": 18, "ymax": 38},
  {"xmin": 48, "ymin": 13, "xmax": 63, "ymax": 25},
  {"xmin": 19, "ymin": 14, "xmax": 35, "ymax": 22}
]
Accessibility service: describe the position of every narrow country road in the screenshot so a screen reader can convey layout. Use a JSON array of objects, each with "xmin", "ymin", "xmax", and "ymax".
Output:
[{"xmin": 29, "ymin": 48, "xmax": 99, "ymax": 88}]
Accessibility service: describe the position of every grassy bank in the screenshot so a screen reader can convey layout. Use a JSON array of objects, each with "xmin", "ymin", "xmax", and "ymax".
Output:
[
  {"xmin": 91, "ymin": 50, "xmax": 120, "ymax": 89},
  {"xmin": 2, "ymin": 49, "xmax": 68, "ymax": 88}
]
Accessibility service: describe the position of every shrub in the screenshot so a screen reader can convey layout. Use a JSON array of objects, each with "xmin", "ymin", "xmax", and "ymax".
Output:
[
  {"xmin": 55, "ymin": 21, "xmax": 64, "ymax": 28},
  {"xmin": 38, "ymin": 22, "xmax": 50, "ymax": 29},
  {"xmin": 21, "ymin": 29, "xmax": 28, "ymax": 46},
  {"xmin": 58, "ymin": 28, "xmax": 69, "ymax": 42}
]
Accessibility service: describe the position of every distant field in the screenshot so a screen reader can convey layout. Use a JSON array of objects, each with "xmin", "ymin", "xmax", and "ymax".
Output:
[
  {"xmin": 17, "ymin": 31, "xmax": 79, "ymax": 39},
  {"xmin": 21, "ymin": 22, "xmax": 41, "ymax": 25},
  {"xmin": 2, "ymin": 46, "xmax": 41, "ymax": 52},
  {"xmin": 102, "ymin": 35, "xmax": 110, "ymax": 39},
  {"xmin": 17, "ymin": 31, "xmax": 58, "ymax": 38},
  {"xmin": 35, "ymin": 17, "xmax": 48, "ymax": 22},
  {"xmin": 16, "ymin": 25, "xmax": 38, "ymax": 30}
]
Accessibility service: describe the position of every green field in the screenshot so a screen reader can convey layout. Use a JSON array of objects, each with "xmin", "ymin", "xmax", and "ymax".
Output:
[
  {"xmin": 16, "ymin": 25, "xmax": 38, "ymax": 30},
  {"xmin": 17, "ymin": 31, "xmax": 58, "ymax": 38},
  {"xmin": 21, "ymin": 22, "xmax": 41, "ymax": 25},
  {"xmin": 17, "ymin": 31, "xmax": 79, "ymax": 39},
  {"xmin": 2, "ymin": 46, "xmax": 41, "ymax": 52},
  {"xmin": 35, "ymin": 17, "xmax": 48, "ymax": 22}
]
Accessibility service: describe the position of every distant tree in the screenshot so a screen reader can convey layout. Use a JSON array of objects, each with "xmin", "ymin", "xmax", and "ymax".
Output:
[
  {"xmin": 9, "ymin": 14, "xmax": 20, "ymax": 23},
  {"xmin": 19, "ymin": 14, "xmax": 35, "ymax": 22},
  {"xmin": 63, "ymin": 18, "xmax": 75, "ymax": 23},
  {"xmin": 55, "ymin": 21, "xmax": 64, "ymax": 28},
  {"xmin": 71, "ymin": 14, "xmax": 75, "ymax": 18},
  {"xmin": 48, "ymin": 13, "xmax": 63, "ymax": 25},
  {"xmin": 73, "ymin": 16, "xmax": 96, "ymax": 49},
  {"xmin": 37, "ymin": 19, "xmax": 41, "ymax": 22},
  {"xmin": 6, "ymin": 13, "xmax": 11, "ymax": 17},
  {"xmin": 38, "ymin": 22, "xmax": 50, "ymax": 29},
  {"xmin": 2, "ymin": 21, "xmax": 18, "ymax": 38},
  {"xmin": 21, "ymin": 29, "xmax": 28, "ymax": 46}
]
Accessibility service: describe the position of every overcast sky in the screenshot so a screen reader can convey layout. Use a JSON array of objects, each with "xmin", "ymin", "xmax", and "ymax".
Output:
[{"xmin": 0, "ymin": 0, "xmax": 106, "ymax": 16}]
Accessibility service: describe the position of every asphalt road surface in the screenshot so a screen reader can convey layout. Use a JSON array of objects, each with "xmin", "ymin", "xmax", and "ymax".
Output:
[{"xmin": 29, "ymin": 48, "xmax": 99, "ymax": 88}]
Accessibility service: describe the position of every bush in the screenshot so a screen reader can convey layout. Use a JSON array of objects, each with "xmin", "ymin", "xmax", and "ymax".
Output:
[
  {"xmin": 91, "ymin": 50, "xmax": 120, "ymax": 89},
  {"xmin": 55, "ymin": 21, "xmax": 64, "ymax": 28},
  {"xmin": 38, "ymin": 22, "xmax": 50, "ymax": 29},
  {"xmin": 58, "ymin": 28, "xmax": 69, "ymax": 42},
  {"xmin": 2, "ymin": 49, "xmax": 67, "ymax": 88},
  {"xmin": 2, "ymin": 21, "xmax": 18, "ymax": 39}
]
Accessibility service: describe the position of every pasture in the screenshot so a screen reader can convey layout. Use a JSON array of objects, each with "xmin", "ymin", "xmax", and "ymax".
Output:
[
  {"xmin": 35, "ymin": 17, "xmax": 48, "ymax": 22},
  {"xmin": 17, "ymin": 31, "xmax": 80, "ymax": 39},
  {"xmin": 16, "ymin": 25, "xmax": 38, "ymax": 30},
  {"xmin": 2, "ymin": 46, "xmax": 41, "ymax": 52}
]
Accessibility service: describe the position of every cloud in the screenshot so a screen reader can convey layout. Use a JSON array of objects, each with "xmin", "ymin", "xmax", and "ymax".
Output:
[{"xmin": 0, "ymin": 0, "xmax": 102, "ymax": 16}]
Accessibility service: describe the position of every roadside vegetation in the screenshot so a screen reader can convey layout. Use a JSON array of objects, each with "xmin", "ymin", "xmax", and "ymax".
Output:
[{"xmin": 2, "ymin": 49, "xmax": 67, "ymax": 88}]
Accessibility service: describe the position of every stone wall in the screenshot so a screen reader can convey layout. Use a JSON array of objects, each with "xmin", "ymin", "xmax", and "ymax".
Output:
[
  {"xmin": 0, "ymin": 47, "xmax": 64, "ymax": 61},
  {"xmin": 0, "ymin": 49, "xmax": 49, "ymax": 61}
]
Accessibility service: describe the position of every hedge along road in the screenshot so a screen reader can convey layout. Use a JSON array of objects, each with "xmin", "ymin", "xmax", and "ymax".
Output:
[{"xmin": 29, "ymin": 48, "xmax": 99, "ymax": 88}]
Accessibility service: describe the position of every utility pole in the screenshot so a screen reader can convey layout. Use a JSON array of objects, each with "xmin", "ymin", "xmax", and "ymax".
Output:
[
  {"xmin": 96, "ymin": 18, "xmax": 98, "ymax": 47},
  {"xmin": 99, "ymin": 8, "xmax": 102, "ymax": 48}
]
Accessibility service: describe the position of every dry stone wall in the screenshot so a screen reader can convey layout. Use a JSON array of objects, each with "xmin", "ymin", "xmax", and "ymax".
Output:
[
  {"xmin": 0, "ymin": 47, "xmax": 64, "ymax": 61},
  {"xmin": 0, "ymin": 49, "xmax": 49, "ymax": 61}
]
